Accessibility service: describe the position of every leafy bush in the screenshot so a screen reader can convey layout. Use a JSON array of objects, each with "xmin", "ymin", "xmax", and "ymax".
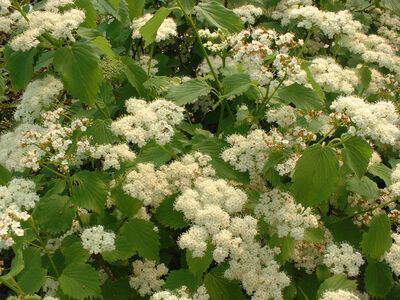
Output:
[{"xmin": 1, "ymin": 0, "xmax": 400, "ymax": 299}]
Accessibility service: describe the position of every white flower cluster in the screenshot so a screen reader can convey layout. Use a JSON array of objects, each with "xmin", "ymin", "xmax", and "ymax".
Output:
[
  {"xmin": 330, "ymin": 96, "xmax": 400, "ymax": 145},
  {"xmin": 151, "ymin": 285, "xmax": 209, "ymax": 300},
  {"xmin": 123, "ymin": 152, "xmax": 215, "ymax": 207},
  {"xmin": 323, "ymin": 243, "xmax": 364, "ymax": 277},
  {"xmin": 0, "ymin": 178, "xmax": 39, "ymax": 250},
  {"xmin": 321, "ymin": 290, "xmax": 360, "ymax": 300},
  {"xmin": 14, "ymin": 76, "xmax": 64, "ymax": 123},
  {"xmin": 80, "ymin": 225, "xmax": 116, "ymax": 254},
  {"xmin": 255, "ymin": 189, "xmax": 319, "ymax": 240},
  {"xmin": 111, "ymin": 98, "xmax": 184, "ymax": 147},
  {"xmin": 233, "ymin": 5, "xmax": 263, "ymax": 25},
  {"xmin": 384, "ymin": 232, "xmax": 400, "ymax": 276},
  {"xmin": 91, "ymin": 144, "xmax": 136, "ymax": 170},
  {"xmin": 139, "ymin": 55, "xmax": 159, "ymax": 75},
  {"xmin": 266, "ymin": 105, "xmax": 297, "ymax": 127},
  {"xmin": 390, "ymin": 164, "xmax": 400, "ymax": 197},
  {"xmin": 275, "ymin": 153, "xmax": 300, "ymax": 177},
  {"xmin": 129, "ymin": 260, "xmax": 168, "ymax": 296},
  {"xmin": 10, "ymin": 3, "xmax": 85, "ymax": 51},
  {"xmin": 131, "ymin": 13, "xmax": 177, "ymax": 43}
]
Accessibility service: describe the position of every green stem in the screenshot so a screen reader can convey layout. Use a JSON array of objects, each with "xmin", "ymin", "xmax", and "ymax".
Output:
[{"xmin": 317, "ymin": 127, "xmax": 336, "ymax": 145}]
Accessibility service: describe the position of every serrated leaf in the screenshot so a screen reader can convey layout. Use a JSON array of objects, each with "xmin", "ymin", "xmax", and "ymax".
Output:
[
  {"xmin": 61, "ymin": 236, "xmax": 90, "ymax": 265},
  {"xmin": 368, "ymin": 163, "xmax": 392, "ymax": 186},
  {"xmin": 222, "ymin": 73, "xmax": 251, "ymax": 99},
  {"xmin": 0, "ymin": 164, "xmax": 12, "ymax": 185},
  {"xmin": 204, "ymin": 265, "xmax": 246, "ymax": 300},
  {"xmin": 135, "ymin": 140, "xmax": 173, "ymax": 166},
  {"xmin": 365, "ymin": 262, "xmax": 393, "ymax": 297},
  {"xmin": 342, "ymin": 136, "xmax": 372, "ymax": 178},
  {"xmin": 382, "ymin": 0, "xmax": 400, "ymax": 17},
  {"xmin": 121, "ymin": 56, "xmax": 148, "ymax": 97},
  {"xmin": 53, "ymin": 44, "xmax": 102, "ymax": 105},
  {"xmin": 155, "ymin": 196, "xmax": 188, "ymax": 229},
  {"xmin": 111, "ymin": 187, "xmax": 142, "ymax": 217},
  {"xmin": 361, "ymin": 214, "xmax": 392, "ymax": 260},
  {"xmin": 16, "ymin": 248, "xmax": 46, "ymax": 295},
  {"xmin": 358, "ymin": 65, "xmax": 372, "ymax": 93},
  {"xmin": 91, "ymin": 36, "xmax": 115, "ymax": 58},
  {"xmin": 326, "ymin": 217, "xmax": 362, "ymax": 247},
  {"xmin": 59, "ymin": 263, "xmax": 101, "ymax": 299},
  {"xmin": 34, "ymin": 195, "xmax": 76, "ymax": 234},
  {"xmin": 167, "ymin": 79, "xmax": 211, "ymax": 105},
  {"xmin": 71, "ymin": 171, "xmax": 108, "ymax": 213},
  {"xmin": 34, "ymin": 51, "xmax": 54, "ymax": 72},
  {"xmin": 317, "ymin": 274, "xmax": 357, "ymax": 298},
  {"xmin": 346, "ymin": 176, "xmax": 379, "ymax": 200},
  {"xmin": 139, "ymin": 7, "xmax": 172, "ymax": 47},
  {"xmin": 277, "ymin": 83, "xmax": 324, "ymax": 111},
  {"xmin": 75, "ymin": 0, "xmax": 97, "ymax": 28},
  {"xmin": 195, "ymin": 1, "xmax": 243, "ymax": 33},
  {"xmin": 85, "ymin": 119, "xmax": 117, "ymax": 144},
  {"xmin": 186, "ymin": 243, "xmax": 213, "ymax": 278},
  {"xmin": 127, "ymin": 0, "xmax": 145, "ymax": 18},
  {"xmin": 4, "ymin": 47, "xmax": 36, "ymax": 91},
  {"xmin": 292, "ymin": 144, "xmax": 339, "ymax": 206},
  {"xmin": 165, "ymin": 269, "xmax": 199, "ymax": 292}
]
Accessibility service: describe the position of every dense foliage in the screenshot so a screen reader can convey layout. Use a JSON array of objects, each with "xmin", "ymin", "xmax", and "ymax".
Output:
[{"xmin": 1, "ymin": 0, "xmax": 400, "ymax": 299}]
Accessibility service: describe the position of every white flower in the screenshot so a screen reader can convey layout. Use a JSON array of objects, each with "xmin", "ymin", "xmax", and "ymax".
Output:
[
  {"xmin": 320, "ymin": 289, "xmax": 360, "ymax": 300},
  {"xmin": 233, "ymin": 5, "xmax": 263, "ymax": 25},
  {"xmin": 80, "ymin": 225, "xmax": 116, "ymax": 254},
  {"xmin": 384, "ymin": 232, "xmax": 400, "ymax": 276},
  {"xmin": 91, "ymin": 144, "xmax": 136, "ymax": 170},
  {"xmin": 129, "ymin": 260, "xmax": 168, "ymax": 296},
  {"xmin": 131, "ymin": 13, "xmax": 177, "ymax": 43},
  {"xmin": 323, "ymin": 243, "xmax": 364, "ymax": 277},
  {"xmin": 266, "ymin": 105, "xmax": 297, "ymax": 127}
]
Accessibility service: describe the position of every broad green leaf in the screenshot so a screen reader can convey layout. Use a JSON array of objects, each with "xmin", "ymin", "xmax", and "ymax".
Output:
[
  {"xmin": 71, "ymin": 171, "xmax": 108, "ymax": 213},
  {"xmin": 34, "ymin": 195, "xmax": 76, "ymax": 234},
  {"xmin": 277, "ymin": 83, "xmax": 324, "ymax": 111},
  {"xmin": 111, "ymin": 187, "xmax": 142, "ymax": 217},
  {"xmin": 155, "ymin": 196, "xmax": 188, "ymax": 229},
  {"xmin": 167, "ymin": 79, "xmax": 211, "ymax": 105},
  {"xmin": 75, "ymin": 0, "xmax": 97, "ymax": 28},
  {"xmin": 135, "ymin": 140, "xmax": 173, "ymax": 167},
  {"xmin": 222, "ymin": 73, "xmax": 251, "ymax": 99},
  {"xmin": 302, "ymin": 62, "xmax": 326, "ymax": 102},
  {"xmin": 186, "ymin": 244, "xmax": 213, "ymax": 278},
  {"xmin": 195, "ymin": 1, "xmax": 243, "ymax": 33},
  {"xmin": 59, "ymin": 263, "xmax": 101, "ymax": 299},
  {"xmin": 292, "ymin": 144, "xmax": 339, "ymax": 206},
  {"xmin": 139, "ymin": 7, "xmax": 172, "ymax": 47},
  {"xmin": 204, "ymin": 265, "xmax": 246, "ymax": 300},
  {"xmin": 53, "ymin": 44, "xmax": 102, "ymax": 105},
  {"xmin": 102, "ymin": 278, "xmax": 132, "ymax": 299},
  {"xmin": 127, "ymin": 0, "xmax": 145, "ymax": 18},
  {"xmin": 326, "ymin": 217, "xmax": 362, "ymax": 247},
  {"xmin": 342, "ymin": 136, "xmax": 372, "ymax": 178},
  {"xmin": 382, "ymin": 0, "xmax": 400, "ymax": 17},
  {"xmin": 0, "ymin": 249, "xmax": 24, "ymax": 286},
  {"xmin": 16, "ymin": 248, "xmax": 46, "ymax": 295},
  {"xmin": 61, "ymin": 236, "xmax": 90, "ymax": 265},
  {"xmin": 91, "ymin": 36, "xmax": 115, "ymax": 58},
  {"xmin": 263, "ymin": 149, "xmax": 289, "ymax": 175},
  {"xmin": 317, "ymin": 274, "xmax": 357, "ymax": 298},
  {"xmin": 4, "ymin": 47, "xmax": 36, "ymax": 91},
  {"xmin": 121, "ymin": 56, "xmax": 148, "ymax": 97},
  {"xmin": 365, "ymin": 262, "xmax": 393, "ymax": 297},
  {"xmin": 0, "ymin": 164, "xmax": 12, "ymax": 185},
  {"xmin": 357, "ymin": 65, "xmax": 372, "ymax": 93},
  {"xmin": 368, "ymin": 163, "xmax": 392, "ymax": 186},
  {"xmin": 165, "ymin": 269, "xmax": 199, "ymax": 292},
  {"xmin": 34, "ymin": 51, "xmax": 55, "ymax": 72},
  {"xmin": 181, "ymin": 0, "xmax": 195, "ymax": 12},
  {"xmin": 361, "ymin": 214, "xmax": 392, "ymax": 260},
  {"xmin": 346, "ymin": 176, "xmax": 379, "ymax": 200},
  {"xmin": 304, "ymin": 227, "xmax": 325, "ymax": 243},
  {"xmin": 85, "ymin": 119, "xmax": 117, "ymax": 144}
]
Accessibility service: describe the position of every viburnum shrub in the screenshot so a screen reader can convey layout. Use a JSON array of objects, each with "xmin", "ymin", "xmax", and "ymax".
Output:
[{"xmin": 1, "ymin": 0, "xmax": 400, "ymax": 299}]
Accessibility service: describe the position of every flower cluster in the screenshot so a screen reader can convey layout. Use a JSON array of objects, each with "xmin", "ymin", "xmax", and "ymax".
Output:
[
  {"xmin": 323, "ymin": 243, "xmax": 364, "ymax": 277},
  {"xmin": 384, "ymin": 232, "xmax": 400, "ymax": 276},
  {"xmin": 129, "ymin": 260, "xmax": 169, "ymax": 296},
  {"xmin": 80, "ymin": 225, "xmax": 116, "ymax": 254},
  {"xmin": 151, "ymin": 285, "xmax": 209, "ymax": 300},
  {"xmin": 131, "ymin": 13, "xmax": 177, "ymax": 43}
]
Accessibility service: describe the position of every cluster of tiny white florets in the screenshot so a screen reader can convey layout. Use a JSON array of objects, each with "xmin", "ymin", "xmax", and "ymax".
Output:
[
  {"xmin": 151, "ymin": 285, "xmax": 209, "ymax": 300},
  {"xmin": 0, "ymin": 178, "xmax": 39, "ymax": 250},
  {"xmin": 255, "ymin": 189, "xmax": 319, "ymax": 240},
  {"xmin": 80, "ymin": 225, "xmax": 116, "ymax": 254},
  {"xmin": 9, "ymin": 3, "xmax": 85, "ymax": 51},
  {"xmin": 275, "ymin": 153, "xmax": 300, "ymax": 177},
  {"xmin": 91, "ymin": 144, "xmax": 136, "ymax": 170},
  {"xmin": 330, "ymin": 96, "xmax": 400, "ymax": 145},
  {"xmin": 389, "ymin": 164, "xmax": 400, "ymax": 197},
  {"xmin": 139, "ymin": 55, "xmax": 159, "ymax": 75},
  {"xmin": 131, "ymin": 13, "xmax": 177, "ymax": 43},
  {"xmin": 233, "ymin": 5, "xmax": 263, "ymax": 25},
  {"xmin": 123, "ymin": 152, "xmax": 215, "ymax": 207},
  {"xmin": 14, "ymin": 76, "xmax": 64, "ymax": 123},
  {"xmin": 111, "ymin": 98, "xmax": 184, "ymax": 147},
  {"xmin": 266, "ymin": 105, "xmax": 297, "ymax": 127},
  {"xmin": 129, "ymin": 260, "xmax": 168, "ymax": 297},
  {"xmin": 384, "ymin": 232, "xmax": 400, "ymax": 276},
  {"xmin": 320, "ymin": 290, "xmax": 360, "ymax": 300},
  {"xmin": 323, "ymin": 243, "xmax": 364, "ymax": 277}
]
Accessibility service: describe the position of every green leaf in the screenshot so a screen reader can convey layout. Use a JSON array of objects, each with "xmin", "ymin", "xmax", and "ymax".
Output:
[
  {"xmin": 317, "ymin": 274, "xmax": 357, "ymax": 298},
  {"xmin": 127, "ymin": 0, "xmax": 145, "ymax": 18},
  {"xmin": 16, "ymin": 248, "xmax": 46, "ymax": 295},
  {"xmin": 292, "ymin": 144, "xmax": 339, "ymax": 206},
  {"xmin": 277, "ymin": 83, "xmax": 324, "ymax": 111},
  {"xmin": 91, "ymin": 36, "xmax": 115, "ymax": 58},
  {"xmin": 75, "ymin": 0, "xmax": 97, "ymax": 28},
  {"xmin": 71, "ymin": 171, "xmax": 108, "ymax": 213},
  {"xmin": 139, "ymin": 7, "xmax": 172, "ymax": 47},
  {"xmin": 121, "ymin": 56, "xmax": 148, "ymax": 97},
  {"xmin": 155, "ymin": 196, "xmax": 188, "ymax": 229},
  {"xmin": 186, "ymin": 244, "xmax": 213, "ymax": 278},
  {"xmin": 4, "ymin": 47, "xmax": 36, "ymax": 91},
  {"xmin": 346, "ymin": 176, "xmax": 379, "ymax": 200},
  {"xmin": 59, "ymin": 263, "xmax": 101, "ymax": 299},
  {"xmin": 167, "ymin": 79, "xmax": 211, "ymax": 105},
  {"xmin": 263, "ymin": 149, "xmax": 289, "ymax": 175},
  {"xmin": 0, "ymin": 164, "xmax": 12, "ymax": 185},
  {"xmin": 34, "ymin": 195, "xmax": 76, "ymax": 234},
  {"xmin": 196, "ymin": 1, "xmax": 243, "ymax": 33},
  {"xmin": 85, "ymin": 119, "xmax": 117, "ymax": 144},
  {"xmin": 111, "ymin": 187, "xmax": 142, "ymax": 217},
  {"xmin": 222, "ymin": 73, "xmax": 251, "ymax": 99},
  {"xmin": 365, "ymin": 262, "xmax": 393, "ymax": 297},
  {"xmin": 0, "ymin": 249, "xmax": 24, "ymax": 287},
  {"xmin": 204, "ymin": 265, "xmax": 246, "ymax": 300},
  {"xmin": 53, "ymin": 44, "xmax": 102, "ymax": 105},
  {"xmin": 135, "ymin": 140, "xmax": 173, "ymax": 167},
  {"xmin": 326, "ymin": 217, "xmax": 362, "ymax": 247},
  {"xmin": 382, "ymin": 0, "xmax": 400, "ymax": 17},
  {"xmin": 61, "ymin": 236, "xmax": 90, "ymax": 265},
  {"xmin": 357, "ymin": 65, "xmax": 372, "ymax": 92},
  {"xmin": 342, "ymin": 136, "xmax": 372, "ymax": 178},
  {"xmin": 368, "ymin": 163, "xmax": 392, "ymax": 186},
  {"xmin": 165, "ymin": 269, "xmax": 199, "ymax": 292},
  {"xmin": 361, "ymin": 214, "xmax": 392, "ymax": 260}
]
